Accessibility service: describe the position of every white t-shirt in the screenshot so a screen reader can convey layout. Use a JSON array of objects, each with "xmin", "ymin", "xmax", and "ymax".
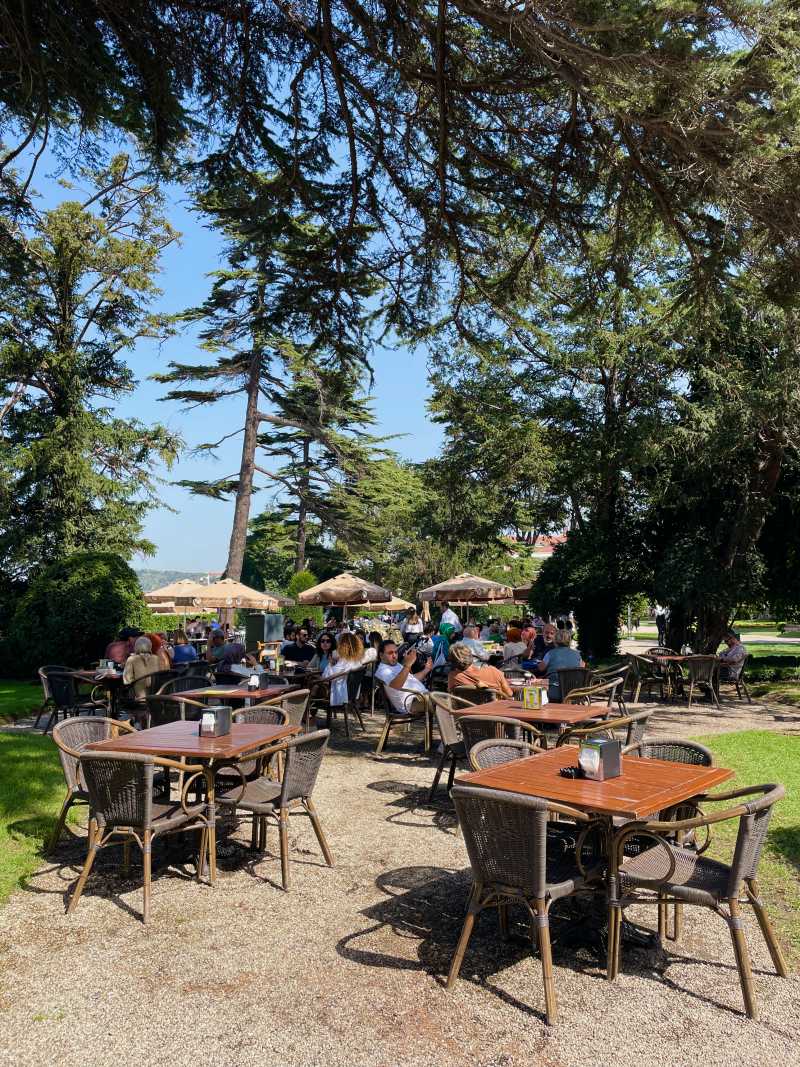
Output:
[
  {"xmin": 440, "ymin": 608, "xmax": 462, "ymax": 632},
  {"xmin": 401, "ymin": 619, "xmax": 424, "ymax": 635},
  {"xmin": 375, "ymin": 662, "xmax": 428, "ymax": 714}
]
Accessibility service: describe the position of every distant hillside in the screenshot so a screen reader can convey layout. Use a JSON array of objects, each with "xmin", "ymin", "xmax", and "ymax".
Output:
[{"xmin": 135, "ymin": 568, "xmax": 211, "ymax": 592}]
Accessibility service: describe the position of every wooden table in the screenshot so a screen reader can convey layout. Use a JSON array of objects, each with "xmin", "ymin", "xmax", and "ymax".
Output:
[
  {"xmin": 456, "ymin": 745, "xmax": 733, "ymax": 820},
  {"xmin": 161, "ymin": 683, "xmax": 297, "ymax": 706},
  {"xmin": 454, "ymin": 698, "xmax": 610, "ymax": 728},
  {"xmin": 87, "ymin": 720, "xmax": 298, "ymax": 879},
  {"xmin": 71, "ymin": 669, "xmax": 124, "ymax": 716}
]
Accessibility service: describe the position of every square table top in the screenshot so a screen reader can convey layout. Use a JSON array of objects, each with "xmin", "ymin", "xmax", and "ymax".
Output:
[
  {"xmin": 86, "ymin": 720, "xmax": 298, "ymax": 761},
  {"xmin": 162, "ymin": 684, "xmax": 297, "ymax": 703},
  {"xmin": 454, "ymin": 698, "xmax": 610, "ymax": 727},
  {"xmin": 456, "ymin": 745, "xmax": 733, "ymax": 820}
]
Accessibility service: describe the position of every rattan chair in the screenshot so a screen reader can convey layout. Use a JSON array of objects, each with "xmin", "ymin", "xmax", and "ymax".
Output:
[
  {"xmin": 325, "ymin": 669, "xmax": 366, "ymax": 738},
  {"xmin": 216, "ymin": 729, "xmax": 333, "ymax": 890},
  {"xmin": 144, "ymin": 694, "xmax": 206, "ymax": 728},
  {"xmin": 718, "ymin": 653, "xmax": 753, "ymax": 704},
  {"xmin": 157, "ymin": 673, "xmax": 214, "ymax": 694},
  {"xmin": 556, "ymin": 667, "xmax": 595, "ymax": 702},
  {"xmin": 428, "ymin": 694, "xmax": 474, "ymax": 800},
  {"xmin": 459, "ymin": 715, "xmax": 545, "ymax": 754},
  {"xmin": 625, "ymin": 654, "xmax": 663, "ymax": 702},
  {"xmin": 624, "ymin": 737, "xmax": 713, "ymax": 765},
  {"xmin": 35, "ymin": 665, "xmax": 72, "ymax": 729},
  {"xmin": 374, "ymin": 681, "xmax": 432, "ymax": 755},
  {"xmin": 646, "ymin": 646, "xmax": 678, "ymax": 656},
  {"xmin": 562, "ymin": 677, "xmax": 622, "ymax": 708},
  {"xmin": 68, "ymin": 751, "xmax": 213, "ymax": 923},
  {"xmin": 556, "ymin": 709, "xmax": 652, "ymax": 748},
  {"xmin": 684, "ymin": 655, "xmax": 720, "ymax": 708},
  {"xmin": 468, "ymin": 737, "xmax": 541, "ymax": 771},
  {"xmin": 591, "ymin": 665, "xmax": 630, "ymax": 714},
  {"xmin": 608, "ymin": 783, "xmax": 788, "ymax": 1019},
  {"xmin": 452, "ymin": 684, "xmax": 504, "ymax": 705},
  {"xmin": 448, "ymin": 784, "xmax": 599, "ymax": 1024},
  {"xmin": 42, "ymin": 672, "xmax": 108, "ymax": 734},
  {"xmin": 50, "ymin": 717, "xmax": 136, "ymax": 850}
]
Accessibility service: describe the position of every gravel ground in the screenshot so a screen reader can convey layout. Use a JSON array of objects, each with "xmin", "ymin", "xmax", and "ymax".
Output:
[{"xmin": 0, "ymin": 701, "xmax": 798, "ymax": 1067}]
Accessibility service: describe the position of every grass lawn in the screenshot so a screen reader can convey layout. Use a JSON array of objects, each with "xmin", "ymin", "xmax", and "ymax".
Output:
[
  {"xmin": 694, "ymin": 731, "xmax": 800, "ymax": 963},
  {"xmin": 750, "ymin": 682, "xmax": 800, "ymax": 706},
  {"xmin": 0, "ymin": 679, "xmax": 43, "ymax": 724},
  {"xmin": 0, "ymin": 732, "xmax": 76, "ymax": 905}
]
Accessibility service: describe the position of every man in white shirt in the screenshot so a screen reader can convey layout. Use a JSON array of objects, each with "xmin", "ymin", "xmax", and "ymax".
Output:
[
  {"xmin": 440, "ymin": 602, "xmax": 462, "ymax": 634},
  {"xmin": 455, "ymin": 625, "xmax": 490, "ymax": 662},
  {"xmin": 375, "ymin": 640, "xmax": 433, "ymax": 714}
]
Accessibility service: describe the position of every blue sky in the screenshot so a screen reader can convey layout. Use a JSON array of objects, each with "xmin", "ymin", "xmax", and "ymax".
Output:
[{"xmin": 30, "ymin": 155, "xmax": 442, "ymax": 571}]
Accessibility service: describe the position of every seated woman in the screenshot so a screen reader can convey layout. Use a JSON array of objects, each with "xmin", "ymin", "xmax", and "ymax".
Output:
[
  {"xmin": 309, "ymin": 632, "xmax": 337, "ymax": 672},
  {"xmin": 322, "ymin": 632, "xmax": 377, "ymax": 708},
  {"xmin": 171, "ymin": 629, "xmax": 198, "ymax": 665},
  {"xmin": 122, "ymin": 636, "xmax": 162, "ymax": 724},
  {"xmin": 447, "ymin": 643, "xmax": 513, "ymax": 698},
  {"xmin": 535, "ymin": 629, "xmax": 583, "ymax": 701}
]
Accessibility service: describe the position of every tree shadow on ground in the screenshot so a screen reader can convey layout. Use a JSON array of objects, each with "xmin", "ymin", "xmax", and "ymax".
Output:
[
  {"xmin": 366, "ymin": 780, "xmax": 458, "ymax": 833},
  {"xmin": 769, "ymin": 825, "xmax": 800, "ymax": 872}
]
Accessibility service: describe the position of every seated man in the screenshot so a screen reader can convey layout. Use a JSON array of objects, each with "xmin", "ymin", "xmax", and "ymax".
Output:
[
  {"xmin": 105, "ymin": 627, "xmax": 141, "ymax": 665},
  {"xmin": 456, "ymin": 624, "xmax": 490, "ymax": 662},
  {"xmin": 205, "ymin": 631, "xmax": 251, "ymax": 671},
  {"xmin": 375, "ymin": 639, "xmax": 433, "ymax": 714},
  {"xmin": 718, "ymin": 631, "xmax": 748, "ymax": 681},
  {"xmin": 529, "ymin": 622, "xmax": 556, "ymax": 662},
  {"xmin": 281, "ymin": 627, "xmax": 317, "ymax": 664},
  {"xmin": 447, "ymin": 644, "xmax": 512, "ymax": 698}
]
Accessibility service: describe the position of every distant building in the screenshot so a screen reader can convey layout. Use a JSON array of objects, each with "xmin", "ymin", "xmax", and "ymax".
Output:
[{"xmin": 505, "ymin": 533, "xmax": 568, "ymax": 557}]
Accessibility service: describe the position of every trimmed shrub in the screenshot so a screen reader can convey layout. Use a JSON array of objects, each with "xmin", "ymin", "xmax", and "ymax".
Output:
[
  {"xmin": 284, "ymin": 570, "xmax": 323, "ymax": 627},
  {"xmin": 2, "ymin": 552, "xmax": 152, "ymax": 676}
]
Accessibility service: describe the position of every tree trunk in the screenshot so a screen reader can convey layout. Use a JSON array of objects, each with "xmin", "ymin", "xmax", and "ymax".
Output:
[
  {"xmin": 224, "ymin": 352, "xmax": 261, "ymax": 581},
  {"xmin": 294, "ymin": 438, "xmax": 310, "ymax": 572}
]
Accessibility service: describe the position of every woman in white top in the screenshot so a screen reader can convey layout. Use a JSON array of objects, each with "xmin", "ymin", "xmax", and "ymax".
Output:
[
  {"xmin": 322, "ymin": 632, "xmax": 377, "ymax": 706},
  {"xmin": 400, "ymin": 610, "xmax": 424, "ymax": 638}
]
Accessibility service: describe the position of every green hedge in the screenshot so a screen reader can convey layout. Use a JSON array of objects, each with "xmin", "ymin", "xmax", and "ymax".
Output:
[{"xmin": 1, "ymin": 552, "xmax": 153, "ymax": 677}]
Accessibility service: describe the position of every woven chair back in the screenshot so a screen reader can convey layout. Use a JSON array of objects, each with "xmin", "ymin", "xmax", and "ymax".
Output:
[
  {"xmin": 433, "ymin": 702, "xmax": 461, "ymax": 748},
  {"xmin": 346, "ymin": 669, "xmax": 365, "ymax": 703},
  {"xmin": 687, "ymin": 655, "xmax": 718, "ymax": 685},
  {"xmin": 459, "ymin": 716, "xmax": 525, "ymax": 751},
  {"xmin": 158, "ymin": 674, "xmax": 214, "ymax": 694},
  {"xmin": 453, "ymin": 685, "xmax": 496, "ymax": 705},
  {"xmin": 564, "ymin": 677, "xmax": 621, "ymax": 707},
  {"xmin": 234, "ymin": 704, "xmax": 288, "ymax": 726},
  {"xmin": 38, "ymin": 665, "xmax": 71, "ymax": 702},
  {"xmin": 48, "ymin": 671, "xmax": 79, "ymax": 709},
  {"xmin": 279, "ymin": 689, "xmax": 310, "ymax": 727},
  {"xmin": 451, "ymin": 784, "xmax": 549, "ymax": 897},
  {"xmin": 639, "ymin": 739, "xmax": 712, "ymax": 765},
  {"xmin": 728, "ymin": 785, "xmax": 785, "ymax": 894},
  {"xmin": 145, "ymin": 695, "xmax": 184, "ymax": 728},
  {"xmin": 280, "ymin": 729, "xmax": 330, "ymax": 803},
  {"xmin": 557, "ymin": 668, "xmax": 595, "ymax": 701},
  {"xmin": 646, "ymin": 646, "xmax": 677, "ymax": 656},
  {"xmin": 79, "ymin": 752, "xmax": 155, "ymax": 829},
  {"xmin": 469, "ymin": 738, "xmax": 538, "ymax": 771},
  {"xmin": 52, "ymin": 717, "xmax": 121, "ymax": 792}
]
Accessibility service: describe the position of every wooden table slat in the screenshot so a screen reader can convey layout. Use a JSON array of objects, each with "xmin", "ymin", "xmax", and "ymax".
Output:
[
  {"xmin": 85, "ymin": 720, "xmax": 297, "ymax": 760},
  {"xmin": 161, "ymin": 684, "xmax": 298, "ymax": 703},
  {"xmin": 453, "ymin": 698, "xmax": 611, "ymax": 726},
  {"xmin": 456, "ymin": 746, "xmax": 733, "ymax": 819}
]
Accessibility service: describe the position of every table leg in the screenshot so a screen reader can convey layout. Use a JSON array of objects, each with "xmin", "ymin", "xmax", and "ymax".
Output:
[{"xmin": 204, "ymin": 763, "xmax": 217, "ymax": 883}]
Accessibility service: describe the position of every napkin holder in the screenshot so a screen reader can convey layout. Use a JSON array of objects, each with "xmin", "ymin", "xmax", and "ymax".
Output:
[
  {"xmin": 199, "ymin": 705, "xmax": 232, "ymax": 738},
  {"xmin": 521, "ymin": 685, "xmax": 543, "ymax": 709},
  {"xmin": 577, "ymin": 737, "xmax": 621, "ymax": 781}
]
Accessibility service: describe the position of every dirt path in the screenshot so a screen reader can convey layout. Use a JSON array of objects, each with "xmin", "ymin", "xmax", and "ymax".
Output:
[{"xmin": 0, "ymin": 705, "xmax": 798, "ymax": 1067}]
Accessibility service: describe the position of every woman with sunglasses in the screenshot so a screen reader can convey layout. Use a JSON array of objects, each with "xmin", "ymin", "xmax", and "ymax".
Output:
[{"xmin": 309, "ymin": 632, "xmax": 337, "ymax": 672}]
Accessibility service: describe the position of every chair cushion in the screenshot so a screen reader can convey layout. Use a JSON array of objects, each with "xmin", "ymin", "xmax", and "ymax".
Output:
[
  {"xmin": 621, "ymin": 844, "xmax": 731, "ymax": 902},
  {"xmin": 217, "ymin": 777, "xmax": 282, "ymax": 812},
  {"xmin": 151, "ymin": 800, "xmax": 206, "ymax": 833}
]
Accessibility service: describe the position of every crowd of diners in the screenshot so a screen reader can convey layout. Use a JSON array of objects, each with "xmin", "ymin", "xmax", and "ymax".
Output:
[{"xmin": 101, "ymin": 603, "xmax": 750, "ymax": 725}]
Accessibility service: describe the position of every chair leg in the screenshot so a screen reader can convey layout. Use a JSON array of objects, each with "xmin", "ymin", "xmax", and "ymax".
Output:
[
  {"xmin": 657, "ymin": 894, "xmax": 668, "ymax": 941},
  {"xmin": 446, "ymin": 753, "xmax": 458, "ymax": 793},
  {"xmin": 259, "ymin": 814, "xmax": 267, "ymax": 851},
  {"xmin": 197, "ymin": 826, "xmax": 208, "ymax": 880},
  {"xmin": 305, "ymin": 798, "xmax": 333, "ymax": 867},
  {"xmin": 728, "ymin": 897, "xmax": 757, "ymax": 1019},
  {"xmin": 375, "ymin": 719, "xmax": 391, "ymax": 756},
  {"xmin": 279, "ymin": 807, "xmax": 290, "ymax": 890},
  {"xmin": 48, "ymin": 793, "xmax": 74, "ymax": 852},
  {"xmin": 607, "ymin": 902, "xmax": 622, "ymax": 980},
  {"xmin": 122, "ymin": 837, "xmax": 131, "ymax": 875},
  {"xmin": 250, "ymin": 814, "xmax": 259, "ymax": 851},
  {"xmin": 687, "ymin": 680, "xmax": 694, "ymax": 708},
  {"xmin": 353, "ymin": 704, "xmax": 365, "ymax": 731},
  {"xmin": 533, "ymin": 900, "xmax": 557, "ymax": 1024},
  {"xmin": 142, "ymin": 829, "xmax": 152, "ymax": 924},
  {"xmin": 428, "ymin": 749, "xmax": 448, "ymax": 802},
  {"xmin": 746, "ymin": 878, "xmax": 788, "ymax": 977},
  {"xmin": 498, "ymin": 900, "xmax": 509, "ymax": 939},
  {"xmin": 447, "ymin": 884, "xmax": 481, "ymax": 988},
  {"xmin": 342, "ymin": 705, "xmax": 351, "ymax": 739},
  {"xmin": 67, "ymin": 819, "xmax": 101, "ymax": 914}
]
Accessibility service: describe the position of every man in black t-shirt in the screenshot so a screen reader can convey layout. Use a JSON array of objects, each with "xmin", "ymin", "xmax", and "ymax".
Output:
[{"xmin": 282, "ymin": 627, "xmax": 317, "ymax": 663}]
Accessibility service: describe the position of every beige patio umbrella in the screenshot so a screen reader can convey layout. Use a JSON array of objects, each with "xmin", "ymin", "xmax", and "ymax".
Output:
[
  {"xmin": 382, "ymin": 596, "xmax": 416, "ymax": 612},
  {"xmin": 145, "ymin": 578, "xmax": 214, "ymax": 604},
  {"xmin": 193, "ymin": 577, "xmax": 291, "ymax": 611},
  {"xmin": 148, "ymin": 601, "xmax": 181, "ymax": 616},
  {"xmin": 417, "ymin": 573, "xmax": 514, "ymax": 603},
  {"xmin": 297, "ymin": 572, "xmax": 393, "ymax": 618},
  {"xmin": 513, "ymin": 583, "xmax": 534, "ymax": 603}
]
